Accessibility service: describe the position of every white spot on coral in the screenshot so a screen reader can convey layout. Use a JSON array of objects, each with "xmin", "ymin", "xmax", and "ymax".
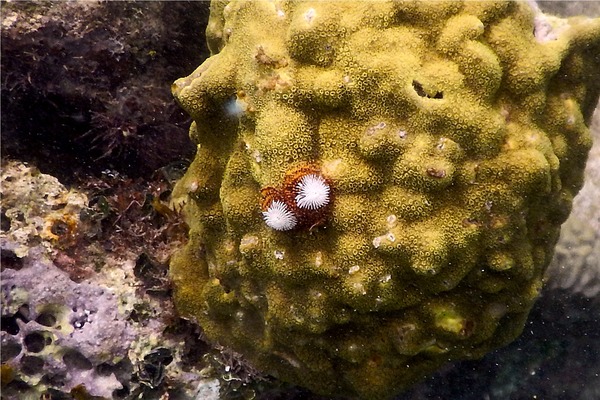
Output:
[
  {"xmin": 351, "ymin": 282, "xmax": 367, "ymax": 295},
  {"xmin": 304, "ymin": 7, "xmax": 316, "ymax": 23},
  {"xmin": 322, "ymin": 158, "xmax": 342, "ymax": 176},
  {"xmin": 379, "ymin": 274, "xmax": 392, "ymax": 284},
  {"xmin": 366, "ymin": 121, "xmax": 387, "ymax": 136},
  {"xmin": 225, "ymin": 97, "xmax": 246, "ymax": 117},
  {"xmin": 487, "ymin": 302, "xmax": 508, "ymax": 319},
  {"xmin": 372, "ymin": 236, "xmax": 382, "ymax": 248},
  {"xmin": 289, "ymin": 305, "xmax": 304, "ymax": 323},
  {"xmin": 274, "ymin": 351, "xmax": 302, "ymax": 368},
  {"xmin": 398, "ymin": 130, "xmax": 407, "ymax": 139},
  {"xmin": 262, "ymin": 200, "xmax": 297, "ymax": 231},
  {"xmin": 274, "ymin": 250, "xmax": 285, "ymax": 259},
  {"xmin": 436, "ymin": 138, "xmax": 446, "ymax": 150},
  {"xmin": 386, "ymin": 233, "xmax": 396, "ymax": 243},
  {"xmin": 295, "ymin": 174, "xmax": 330, "ymax": 209},
  {"xmin": 252, "ymin": 149, "xmax": 262, "ymax": 163},
  {"xmin": 315, "ymin": 251, "xmax": 323, "ymax": 267},
  {"xmin": 187, "ymin": 180, "xmax": 199, "ymax": 193},
  {"xmin": 485, "ymin": 200, "xmax": 493, "ymax": 211},
  {"xmin": 386, "ymin": 214, "xmax": 397, "ymax": 227},
  {"xmin": 240, "ymin": 235, "xmax": 259, "ymax": 249},
  {"xmin": 277, "ymin": 9, "xmax": 285, "ymax": 18},
  {"xmin": 348, "ymin": 265, "xmax": 360, "ymax": 275},
  {"xmin": 529, "ymin": 2, "xmax": 570, "ymax": 44}
]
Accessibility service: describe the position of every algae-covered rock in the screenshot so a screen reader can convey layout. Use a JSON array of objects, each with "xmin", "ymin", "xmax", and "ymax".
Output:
[
  {"xmin": 170, "ymin": 1, "xmax": 600, "ymax": 398},
  {"xmin": 0, "ymin": 161, "xmax": 211, "ymax": 399}
]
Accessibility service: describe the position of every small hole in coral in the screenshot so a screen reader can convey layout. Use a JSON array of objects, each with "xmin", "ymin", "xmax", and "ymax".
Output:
[
  {"xmin": 40, "ymin": 372, "xmax": 67, "ymax": 387},
  {"xmin": 1, "ymin": 307, "xmax": 30, "ymax": 335},
  {"xmin": 36, "ymin": 312, "xmax": 57, "ymax": 327},
  {"xmin": 2, "ymin": 340, "xmax": 22, "ymax": 360},
  {"xmin": 45, "ymin": 388, "xmax": 70, "ymax": 399},
  {"xmin": 21, "ymin": 355, "xmax": 45, "ymax": 375},
  {"xmin": 412, "ymin": 80, "xmax": 443, "ymax": 99},
  {"xmin": 1, "ymin": 316, "xmax": 20, "ymax": 335},
  {"xmin": 24, "ymin": 332, "xmax": 48, "ymax": 353},
  {"xmin": 18, "ymin": 304, "xmax": 30, "ymax": 319},
  {"xmin": 113, "ymin": 385, "xmax": 130, "ymax": 398},
  {"xmin": 50, "ymin": 201, "xmax": 65, "ymax": 211},
  {"xmin": 4, "ymin": 378, "xmax": 32, "ymax": 393},
  {"xmin": 158, "ymin": 190, "xmax": 172, "ymax": 201},
  {"xmin": 1, "ymin": 209, "xmax": 11, "ymax": 231},
  {"xmin": 144, "ymin": 347, "xmax": 174, "ymax": 366},
  {"xmin": 23, "ymin": 332, "xmax": 52, "ymax": 353},
  {"xmin": 15, "ymin": 212, "xmax": 25, "ymax": 222},
  {"xmin": 62, "ymin": 349, "xmax": 93, "ymax": 370},
  {"xmin": 96, "ymin": 362, "xmax": 116, "ymax": 376},
  {"xmin": 1, "ymin": 249, "xmax": 23, "ymax": 271},
  {"xmin": 50, "ymin": 220, "xmax": 70, "ymax": 236}
]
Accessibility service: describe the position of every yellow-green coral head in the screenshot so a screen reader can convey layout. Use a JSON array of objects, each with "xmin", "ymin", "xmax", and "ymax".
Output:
[{"xmin": 170, "ymin": 1, "xmax": 600, "ymax": 399}]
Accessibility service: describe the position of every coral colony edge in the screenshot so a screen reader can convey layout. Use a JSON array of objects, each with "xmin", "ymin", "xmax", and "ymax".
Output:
[{"xmin": 169, "ymin": 1, "xmax": 600, "ymax": 399}]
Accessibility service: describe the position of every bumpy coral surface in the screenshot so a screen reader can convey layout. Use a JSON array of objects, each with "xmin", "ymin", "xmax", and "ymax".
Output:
[
  {"xmin": 170, "ymin": 1, "xmax": 600, "ymax": 398},
  {"xmin": 549, "ymin": 101, "xmax": 600, "ymax": 299}
]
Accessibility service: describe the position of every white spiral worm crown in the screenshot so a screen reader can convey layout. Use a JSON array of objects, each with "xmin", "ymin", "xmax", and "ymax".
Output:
[
  {"xmin": 262, "ymin": 199, "xmax": 298, "ymax": 231},
  {"xmin": 295, "ymin": 174, "xmax": 331, "ymax": 210}
]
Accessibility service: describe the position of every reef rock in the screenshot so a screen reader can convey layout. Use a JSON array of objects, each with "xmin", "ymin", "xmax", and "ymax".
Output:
[{"xmin": 170, "ymin": 1, "xmax": 600, "ymax": 398}]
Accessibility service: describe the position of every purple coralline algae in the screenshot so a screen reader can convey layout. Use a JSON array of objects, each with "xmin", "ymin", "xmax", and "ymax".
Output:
[{"xmin": 1, "ymin": 243, "xmax": 133, "ymax": 398}]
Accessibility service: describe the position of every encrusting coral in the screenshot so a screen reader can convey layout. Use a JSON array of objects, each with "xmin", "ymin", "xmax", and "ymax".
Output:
[{"xmin": 169, "ymin": 1, "xmax": 600, "ymax": 398}]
